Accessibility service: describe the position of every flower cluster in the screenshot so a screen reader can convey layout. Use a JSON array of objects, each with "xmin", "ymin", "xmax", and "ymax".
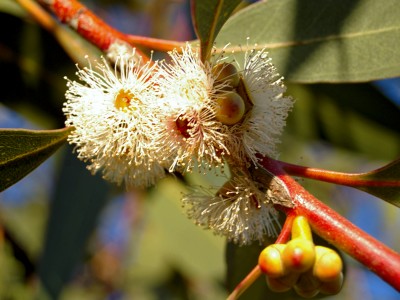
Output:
[
  {"xmin": 63, "ymin": 43, "xmax": 293, "ymax": 244},
  {"xmin": 182, "ymin": 172, "xmax": 281, "ymax": 245},
  {"xmin": 153, "ymin": 46, "xmax": 234, "ymax": 173}
]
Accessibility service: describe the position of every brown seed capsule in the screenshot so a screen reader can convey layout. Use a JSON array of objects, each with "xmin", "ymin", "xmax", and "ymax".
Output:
[
  {"xmin": 212, "ymin": 62, "xmax": 240, "ymax": 89},
  {"xmin": 258, "ymin": 244, "xmax": 286, "ymax": 278},
  {"xmin": 282, "ymin": 238, "xmax": 315, "ymax": 273},
  {"xmin": 215, "ymin": 92, "xmax": 245, "ymax": 125}
]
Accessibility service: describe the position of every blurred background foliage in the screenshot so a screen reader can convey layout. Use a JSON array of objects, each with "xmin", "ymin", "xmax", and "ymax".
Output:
[{"xmin": 0, "ymin": 0, "xmax": 399, "ymax": 299}]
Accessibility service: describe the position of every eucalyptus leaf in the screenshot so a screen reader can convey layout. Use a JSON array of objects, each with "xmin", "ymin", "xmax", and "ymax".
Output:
[
  {"xmin": 38, "ymin": 146, "xmax": 110, "ymax": 298},
  {"xmin": 286, "ymin": 83, "xmax": 400, "ymax": 160},
  {"xmin": 0, "ymin": 127, "xmax": 71, "ymax": 192},
  {"xmin": 216, "ymin": 0, "xmax": 400, "ymax": 82},
  {"xmin": 355, "ymin": 158, "xmax": 400, "ymax": 207},
  {"xmin": 0, "ymin": 0, "xmax": 26, "ymax": 17},
  {"xmin": 191, "ymin": 0, "xmax": 242, "ymax": 61}
]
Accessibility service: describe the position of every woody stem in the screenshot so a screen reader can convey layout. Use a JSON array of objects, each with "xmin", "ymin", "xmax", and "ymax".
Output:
[
  {"xmin": 35, "ymin": 0, "xmax": 149, "ymax": 59},
  {"xmin": 280, "ymin": 160, "xmax": 400, "ymax": 187}
]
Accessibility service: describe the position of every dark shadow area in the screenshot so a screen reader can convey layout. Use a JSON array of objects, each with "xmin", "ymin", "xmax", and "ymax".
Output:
[{"xmin": 38, "ymin": 146, "xmax": 111, "ymax": 299}]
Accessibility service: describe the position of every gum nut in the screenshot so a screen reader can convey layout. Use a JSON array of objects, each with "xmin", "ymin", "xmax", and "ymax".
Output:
[{"xmin": 282, "ymin": 238, "xmax": 315, "ymax": 273}]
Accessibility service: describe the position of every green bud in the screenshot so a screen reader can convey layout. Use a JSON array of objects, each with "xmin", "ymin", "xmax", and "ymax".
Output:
[
  {"xmin": 258, "ymin": 244, "xmax": 287, "ymax": 278},
  {"xmin": 313, "ymin": 246, "xmax": 343, "ymax": 282},
  {"xmin": 215, "ymin": 92, "xmax": 245, "ymax": 125},
  {"xmin": 212, "ymin": 62, "xmax": 240, "ymax": 88}
]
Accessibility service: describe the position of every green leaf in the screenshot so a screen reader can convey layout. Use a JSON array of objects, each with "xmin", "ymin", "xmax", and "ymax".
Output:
[
  {"xmin": 191, "ymin": 0, "xmax": 242, "ymax": 61},
  {"xmin": 0, "ymin": 0, "xmax": 27, "ymax": 17},
  {"xmin": 216, "ymin": 0, "xmax": 400, "ymax": 83},
  {"xmin": 286, "ymin": 83, "xmax": 400, "ymax": 160},
  {"xmin": 0, "ymin": 127, "xmax": 71, "ymax": 192},
  {"xmin": 38, "ymin": 146, "xmax": 110, "ymax": 298},
  {"xmin": 355, "ymin": 158, "xmax": 400, "ymax": 207}
]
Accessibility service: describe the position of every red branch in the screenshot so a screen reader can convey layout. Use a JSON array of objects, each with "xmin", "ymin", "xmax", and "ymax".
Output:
[
  {"xmin": 47, "ymin": 0, "xmax": 126, "ymax": 50},
  {"xmin": 281, "ymin": 161, "xmax": 400, "ymax": 187},
  {"xmin": 259, "ymin": 155, "xmax": 400, "ymax": 291},
  {"xmin": 37, "ymin": 0, "xmax": 148, "ymax": 58},
  {"xmin": 275, "ymin": 212, "xmax": 294, "ymax": 244},
  {"xmin": 126, "ymin": 35, "xmax": 186, "ymax": 52}
]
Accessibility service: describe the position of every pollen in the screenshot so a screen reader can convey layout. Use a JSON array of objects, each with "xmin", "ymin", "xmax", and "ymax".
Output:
[{"xmin": 115, "ymin": 89, "xmax": 135, "ymax": 110}]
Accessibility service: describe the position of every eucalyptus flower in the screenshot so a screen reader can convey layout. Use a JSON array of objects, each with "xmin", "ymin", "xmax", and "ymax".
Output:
[
  {"xmin": 63, "ymin": 52, "xmax": 165, "ymax": 189},
  {"xmin": 154, "ymin": 44, "xmax": 236, "ymax": 173},
  {"xmin": 174, "ymin": 44, "xmax": 293, "ymax": 244},
  {"xmin": 182, "ymin": 173, "xmax": 280, "ymax": 245},
  {"xmin": 235, "ymin": 48, "xmax": 294, "ymax": 165}
]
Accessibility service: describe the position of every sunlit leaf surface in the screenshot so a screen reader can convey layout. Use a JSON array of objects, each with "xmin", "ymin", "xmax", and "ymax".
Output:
[{"xmin": 216, "ymin": 0, "xmax": 400, "ymax": 82}]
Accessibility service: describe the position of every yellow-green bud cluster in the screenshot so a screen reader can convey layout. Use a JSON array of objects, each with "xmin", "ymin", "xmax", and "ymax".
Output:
[
  {"xmin": 258, "ymin": 216, "xmax": 344, "ymax": 298},
  {"xmin": 212, "ymin": 63, "xmax": 246, "ymax": 126}
]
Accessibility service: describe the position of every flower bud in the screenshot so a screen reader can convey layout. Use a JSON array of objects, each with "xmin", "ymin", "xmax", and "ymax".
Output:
[
  {"xmin": 215, "ymin": 92, "xmax": 245, "ymax": 125},
  {"xmin": 212, "ymin": 62, "xmax": 240, "ymax": 88},
  {"xmin": 294, "ymin": 270, "xmax": 321, "ymax": 298},
  {"xmin": 258, "ymin": 244, "xmax": 286, "ymax": 278},
  {"xmin": 266, "ymin": 272, "xmax": 300, "ymax": 293},
  {"xmin": 282, "ymin": 238, "xmax": 315, "ymax": 273},
  {"xmin": 313, "ymin": 246, "xmax": 343, "ymax": 282},
  {"xmin": 320, "ymin": 272, "xmax": 344, "ymax": 295}
]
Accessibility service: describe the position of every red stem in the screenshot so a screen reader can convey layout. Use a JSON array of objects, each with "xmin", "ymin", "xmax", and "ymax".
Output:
[
  {"xmin": 259, "ymin": 155, "xmax": 400, "ymax": 291},
  {"xmin": 226, "ymin": 265, "xmax": 261, "ymax": 300},
  {"xmin": 275, "ymin": 212, "xmax": 294, "ymax": 244},
  {"xmin": 281, "ymin": 160, "xmax": 400, "ymax": 187},
  {"xmin": 126, "ymin": 35, "xmax": 186, "ymax": 52},
  {"xmin": 37, "ymin": 0, "xmax": 149, "ymax": 59},
  {"xmin": 226, "ymin": 214, "xmax": 294, "ymax": 299}
]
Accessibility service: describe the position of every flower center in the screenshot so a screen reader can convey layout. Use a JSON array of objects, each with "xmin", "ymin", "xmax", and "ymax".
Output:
[
  {"xmin": 114, "ymin": 89, "xmax": 135, "ymax": 110},
  {"xmin": 175, "ymin": 115, "xmax": 192, "ymax": 139}
]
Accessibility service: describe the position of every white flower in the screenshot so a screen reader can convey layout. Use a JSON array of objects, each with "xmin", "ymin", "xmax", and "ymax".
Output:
[
  {"xmin": 63, "ymin": 52, "xmax": 165, "ymax": 189},
  {"xmin": 175, "ymin": 45, "xmax": 294, "ymax": 244},
  {"xmin": 182, "ymin": 173, "xmax": 281, "ymax": 245},
  {"xmin": 235, "ymin": 48, "xmax": 294, "ymax": 165},
  {"xmin": 154, "ymin": 44, "xmax": 235, "ymax": 173}
]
